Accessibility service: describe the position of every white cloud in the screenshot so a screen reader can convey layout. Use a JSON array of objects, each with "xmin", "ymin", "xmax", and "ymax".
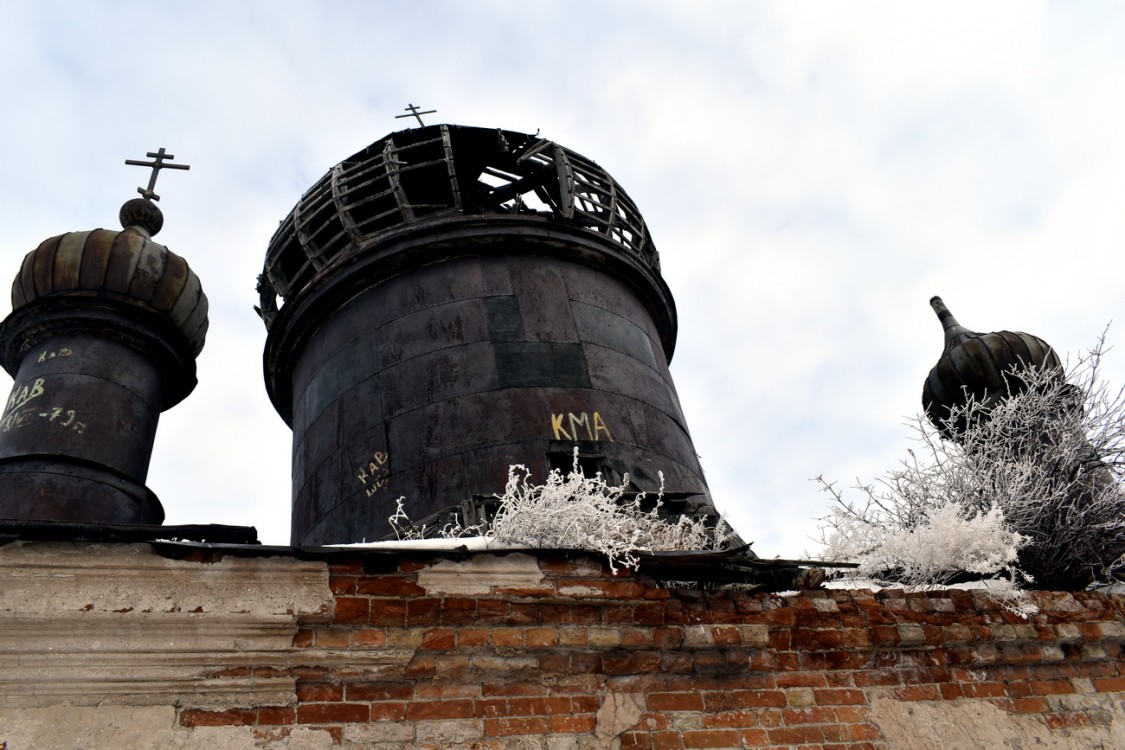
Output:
[{"xmin": 1, "ymin": 1, "xmax": 1124, "ymax": 557}]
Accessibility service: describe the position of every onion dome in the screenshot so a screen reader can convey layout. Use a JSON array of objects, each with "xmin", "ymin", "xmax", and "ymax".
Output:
[
  {"xmin": 922, "ymin": 296, "xmax": 1061, "ymax": 439},
  {"xmin": 9, "ymin": 198, "xmax": 208, "ymax": 357}
]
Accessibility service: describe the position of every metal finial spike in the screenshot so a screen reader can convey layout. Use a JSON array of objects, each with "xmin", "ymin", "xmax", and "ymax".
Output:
[
  {"xmin": 124, "ymin": 147, "xmax": 190, "ymax": 202},
  {"xmin": 930, "ymin": 296, "xmax": 971, "ymax": 343}
]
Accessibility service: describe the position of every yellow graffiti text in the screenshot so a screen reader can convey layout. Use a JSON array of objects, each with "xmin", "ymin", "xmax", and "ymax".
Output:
[{"xmin": 551, "ymin": 411, "xmax": 613, "ymax": 441}]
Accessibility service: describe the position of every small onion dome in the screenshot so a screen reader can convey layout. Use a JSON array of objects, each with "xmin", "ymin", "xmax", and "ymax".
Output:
[
  {"xmin": 9, "ymin": 200, "xmax": 208, "ymax": 356},
  {"xmin": 922, "ymin": 296, "xmax": 1061, "ymax": 439}
]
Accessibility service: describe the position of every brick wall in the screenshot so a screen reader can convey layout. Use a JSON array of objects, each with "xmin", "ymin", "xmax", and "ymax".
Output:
[{"xmin": 164, "ymin": 550, "xmax": 1125, "ymax": 749}]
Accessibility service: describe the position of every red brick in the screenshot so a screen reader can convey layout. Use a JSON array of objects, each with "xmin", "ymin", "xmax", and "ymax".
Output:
[
  {"xmin": 346, "ymin": 682, "xmax": 413, "ymax": 701},
  {"xmin": 481, "ymin": 682, "xmax": 546, "ymax": 697},
  {"xmin": 782, "ymin": 707, "xmax": 836, "ymax": 724},
  {"xmin": 296, "ymin": 703, "xmax": 369, "ymax": 724},
  {"xmin": 604, "ymin": 651, "xmax": 662, "ymax": 674},
  {"xmin": 403, "ymin": 655, "xmax": 436, "ymax": 678},
  {"xmin": 179, "ymin": 708, "xmax": 256, "ymax": 727},
  {"xmin": 296, "ymin": 682, "xmax": 343, "ymax": 702},
  {"xmin": 526, "ymin": 627, "xmax": 558, "ymax": 647},
  {"xmin": 354, "ymin": 575, "xmax": 426, "ymax": 597},
  {"xmin": 314, "ymin": 629, "xmax": 350, "ymax": 648},
  {"xmin": 652, "ymin": 732, "xmax": 686, "ymax": 750},
  {"xmin": 406, "ymin": 699, "xmax": 474, "ymax": 720},
  {"xmin": 405, "ymin": 597, "xmax": 442, "ymax": 625},
  {"xmin": 350, "ymin": 628, "xmax": 387, "ymax": 647},
  {"xmin": 896, "ymin": 685, "xmax": 941, "ymax": 701},
  {"xmin": 737, "ymin": 728, "xmax": 769, "ymax": 745},
  {"xmin": 255, "ymin": 707, "xmax": 296, "ymax": 726},
  {"xmin": 333, "ymin": 596, "xmax": 369, "ymax": 624},
  {"xmin": 962, "ymin": 682, "xmax": 1006, "ymax": 698},
  {"xmin": 551, "ymin": 714, "xmax": 598, "ymax": 733},
  {"xmin": 1007, "ymin": 697, "xmax": 1050, "ymax": 714},
  {"xmin": 768, "ymin": 725, "xmax": 825, "ymax": 744},
  {"xmin": 492, "ymin": 628, "xmax": 526, "ymax": 646},
  {"xmin": 457, "ymin": 627, "xmax": 491, "ymax": 647},
  {"xmin": 368, "ymin": 600, "xmax": 408, "ymax": 626},
  {"xmin": 702, "ymin": 710, "xmax": 760, "ymax": 728},
  {"xmin": 368, "ymin": 702, "xmax": 407, "ymax": 721},
  {"xmin": 619, "ymin": 731, "xmax": 652, "ymax": 750},
  {"xmin": 846, "ymin": 723, "xmax": 885, "ymax": 741},
  {"xmin": 682, "ymin": 729, "xmax": 743, "ymax": 748},
  {"xmin": 733, "ymin": 690, "xmax": 788, "ymax": 708},
  {"xmin": 1030, "ymin": 679, "xmax": 1074, "ymax": 695},
  {"xmin": 776, "ymin": 672, "xmax": 828, "ymax": 688},
  {"xmin": 649, "ymin": 692, "xmax": 705, "ymax": 711},
  {"xmin": 485, "ymin": 717, "xmax": 550, "ymax": 736},
  {"xmin": 421, "ymin": 627, "xmax": 456, "ymax": 650},
  {"xmin": 1093, "ymin": 677, "xmax": 1125, "ymax": 692},
  {"xmin": 633, "ymin": 603, "xmax": 667, "ymax": 624},
  {"xmin": 814, "ymin": 688, "xmax": 866, "ymax": 705},
  {"xmin": 328, "ymin": 574, "xmax": 357, "ymax": 595},
  {"xmin": 476, "ymin": 599, "xmax": 512, "ymax": 624},
  {"xmin": 415, "ymin": 683, "xmax": 479, "ymax": 699},
  {"xmin": 572, "ymin": 695, "xmax": 603, "ymax": 712},
  {"xmin": 292, "ymin": 628, "xmax": 313, "ymax": 648},
  {"xmin": 939, "ymin": 683, "xmax": 965, "ymax": 700},
  {"xmin": 507, "ymin": 697, "xmax": 571, "ymax": 715}
]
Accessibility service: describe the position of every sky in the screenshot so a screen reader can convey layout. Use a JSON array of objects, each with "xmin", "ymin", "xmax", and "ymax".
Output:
[{"xmin": 2, "ymin": 1, "xmax": 1125, "ymax": 556}]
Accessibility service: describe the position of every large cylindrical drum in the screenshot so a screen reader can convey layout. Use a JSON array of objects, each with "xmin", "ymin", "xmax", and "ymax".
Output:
[{"xmin": 261, "ymin": 125, "xmax": 714, "ymax": 545}]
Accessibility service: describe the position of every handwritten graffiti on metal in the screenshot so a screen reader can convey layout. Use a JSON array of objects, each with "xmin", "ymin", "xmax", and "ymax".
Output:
[
  {"xmin": 37, "ymin": 347, "xmax": 74, "ymax": 363},
  {"xmin": 358, "ymin": 450, "xmax": 390, "ymax": 496},
  {"xmin": 551, "ymin": 411, "xmax": 613, "ymax": 441},
  {"xmin": 5, "ymin": 378, "xmax": 46, "ymax": 415}
]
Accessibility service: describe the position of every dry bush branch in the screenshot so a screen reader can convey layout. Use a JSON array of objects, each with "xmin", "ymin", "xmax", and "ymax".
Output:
[{"xmin": 820, "ymin": 334, "xmax": 1125, "ymax": 592}]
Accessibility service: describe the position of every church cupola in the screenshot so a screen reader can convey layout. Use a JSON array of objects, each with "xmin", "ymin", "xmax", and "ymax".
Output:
[{"xmin": 0, "ymin": 149, "xmax": 207, "ymax": 525}]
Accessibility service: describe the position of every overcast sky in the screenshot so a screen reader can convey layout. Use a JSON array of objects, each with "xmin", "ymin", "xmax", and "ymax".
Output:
[{"xmin": 2, "ymin": 1, "xmax": 1125, "ymax": 555}]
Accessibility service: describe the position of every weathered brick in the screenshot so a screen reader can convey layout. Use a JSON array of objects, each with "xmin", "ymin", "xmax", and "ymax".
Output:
[
  {"xmin": 767, "ymin": 725, "xmax": 825, "ymax": 744},
  {"xmin": 421, "ymin": 627, "xmax": 456, "ymax": 650},
  {"xmin": 682, "ymin": 729, "xmax": 742, "ymax": 748},
  {"xmin": 179, "ymin": 708, "xmax": 256, "ymax": 727},
  {"xmin": 333, "ymin": 596, "xmax": 370, "ymax": 624},
  {"xmin": 551, "ymin": 714, "xmax": 598, "ymax": 733},
  {"xmin": 296, "ymin": 682, "xmax": 343, "ymax": 702},
  {"xmin": 296, "ymin": 703, "xmax": 369, "ymax": 724},
  {"xmin": 649, "ymin": 692, "xmax": 705, "ymax": 711},
  {"xmin": 406, "ymin": 699, "xmax": 474, "ymax": 721},
  {"xmin": 356, "ymin": 575, "xmax": 426, "ymax": 597},
  {"xmin": 368, "ymin": 702, "xmax": 408, "ymax": 721},
  {"xmin": 484, "ymin": 716, "xmax": 550, "ymax": 736},
  {"xmin": 347, "ymin": 682, "xmax": 413, "ymax": 701}
]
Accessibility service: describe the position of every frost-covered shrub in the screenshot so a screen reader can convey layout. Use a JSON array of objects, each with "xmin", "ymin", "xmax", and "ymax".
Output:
[
  {"xmin": 820, "ymin": 338, "xmax": 1125, "ymax": 591},
  {"xmin": 388, "ymin": 450, "xmax": 733, "ymax": 572},
  {"xmin": 490, "ymin": 452, "xmax": 732, "ymax": 571}
]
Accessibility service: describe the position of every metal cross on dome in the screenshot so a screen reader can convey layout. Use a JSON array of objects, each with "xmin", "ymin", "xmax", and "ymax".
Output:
[
  {"xmin": 125, "ymin": 147, "xmax": 190, "ymax": 202},
  {"xmin": 395, "ymin": 103, "xmax": 437, "ymax": 127}
]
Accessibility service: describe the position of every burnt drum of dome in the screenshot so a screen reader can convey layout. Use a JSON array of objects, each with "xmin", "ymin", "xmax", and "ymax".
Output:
[
  {"xmin": 0, "ymin": 206, "xmax": 208, "ymax": 524},
  {"xmin": 260, "ymin": 124, "xmax": 714, "ymax": 545}
]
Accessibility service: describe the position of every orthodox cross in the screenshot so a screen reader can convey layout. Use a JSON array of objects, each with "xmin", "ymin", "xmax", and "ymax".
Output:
[
  {"xmin": 395, "ymin": 103, "xmax": 437, "ymax": 127},
  {"xmin": 124, "ymin": 147, "xmax": 190, "ymax": 202}
]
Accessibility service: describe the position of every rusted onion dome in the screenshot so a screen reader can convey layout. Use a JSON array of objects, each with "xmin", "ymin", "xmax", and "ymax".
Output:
[
  {"xmin": 922, "ymin": 296, "xmax": 1061, "ymax": 439},
  {"xmin": 10, "ymin": 199, "xmax": 208, "ymax": 357}
]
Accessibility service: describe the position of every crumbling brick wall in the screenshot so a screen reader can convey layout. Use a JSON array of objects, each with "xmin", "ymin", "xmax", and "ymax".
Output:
[
  {"xmin": 0, "ymin": 543, "xmax": 1121, "ymax": 749},
  {"xmin": 184, "ymin": 552, "xmax": 1125, "ymax": 749}
]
